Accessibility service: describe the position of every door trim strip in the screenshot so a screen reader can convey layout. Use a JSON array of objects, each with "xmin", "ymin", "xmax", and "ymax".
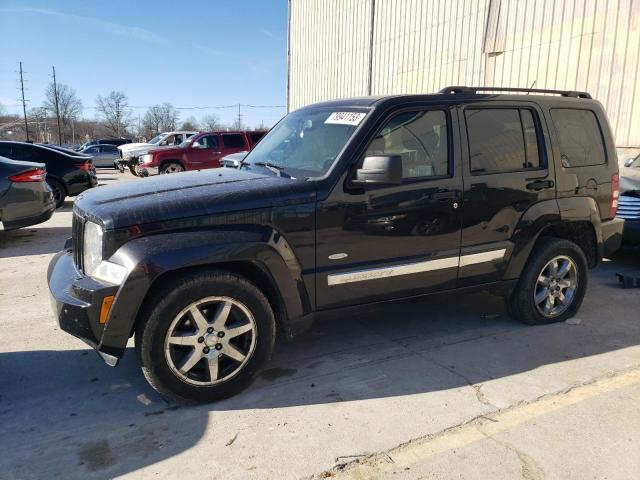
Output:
[
  {"xmin": 459, "ymin": 248, "xmax": 506, "ymax": 267},
  {"xmin": 327, "ymin": 248, "xmax": 507, "ymax": 286},
  {"xmin": 327, "ymin": 257, "xmax": 459, "ymax": 286}
]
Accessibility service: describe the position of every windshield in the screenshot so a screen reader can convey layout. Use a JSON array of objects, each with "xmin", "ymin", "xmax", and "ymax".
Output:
[
  {"xmin": 242, "ymin": 108, "xmax": 368, "ymax": 178},
  {"xmin": 148, "ymin": 134, "xmax": 164, "ymax": 145}
]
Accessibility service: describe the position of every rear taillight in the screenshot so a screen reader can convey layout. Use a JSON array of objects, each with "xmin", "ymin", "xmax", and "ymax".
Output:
[
  {"xmin": 8, "ymin": 168, "xmax": 46, "ymax": 183},
  {"xmin": 74, "ymin": 161, "xmax": 92, "ymax": 172},
  {"xmin": 610, "ymin": 173, "xmax": 619, "ymax": 219}
]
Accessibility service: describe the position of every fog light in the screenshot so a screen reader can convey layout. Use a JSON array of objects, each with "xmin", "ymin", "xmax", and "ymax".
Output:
[{"xmin": 100, "ymin": 295, "xmax": 115, "ymax": 324}]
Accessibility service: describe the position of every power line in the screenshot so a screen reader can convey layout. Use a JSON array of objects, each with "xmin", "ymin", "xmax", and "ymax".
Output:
[{"xmin": 82, "ymin": 104, "xmax": 286, "ymax": 110}]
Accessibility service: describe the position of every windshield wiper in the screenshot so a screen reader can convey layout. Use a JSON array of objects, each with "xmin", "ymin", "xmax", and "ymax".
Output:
[{"xmin": 252, "ymin": 161, "xmax": 291, "ymax": 177}]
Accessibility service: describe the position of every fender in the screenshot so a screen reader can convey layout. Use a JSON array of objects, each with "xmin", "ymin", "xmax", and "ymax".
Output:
[
  {"xmin": 97, "ymin": 227, "xmax": 311, "ymax": 358},
  {"xmin": 503, "ymin": 199, "xmax": 561, "ymax": 280},
  {"xmin": 504, "ymin": 196, "xmax": 601, "ymax": 279}
]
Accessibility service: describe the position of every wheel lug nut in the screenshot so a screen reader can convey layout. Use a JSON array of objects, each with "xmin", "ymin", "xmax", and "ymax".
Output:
[
  {"xmin": 203, "ymin": 347, "xmax": 210, "ymax": 353},
  {"xmin": 197, "ymin": 337, "xmax": 204, "ymax": 343},
  {"xmin": 215, "ymin": 343, "xmax": 222, "ymax": 350},
  {"xmin": 207, "ymin": 327, "xmax": 214, "ymax": 333},
  {"xmin": 217, "ymin": 331, "xmax": 225, "ymax": 338}
]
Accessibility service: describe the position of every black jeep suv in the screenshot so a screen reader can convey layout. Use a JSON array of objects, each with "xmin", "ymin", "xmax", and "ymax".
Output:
[{"xmin": 48, "ymin": 86, "xmax": 624, "ymax": 403}]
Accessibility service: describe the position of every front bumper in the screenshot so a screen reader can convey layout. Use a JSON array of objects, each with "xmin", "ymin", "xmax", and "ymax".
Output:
[
  {"xmin": 601, "ymin": 217, "xmax": 625, "ymax": 257},
  {"xmin": 47, "ymin": 249, "xmax": 121, "ymax": 365}
]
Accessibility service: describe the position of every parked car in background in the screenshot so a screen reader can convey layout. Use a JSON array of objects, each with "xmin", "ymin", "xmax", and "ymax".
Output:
[
  {"xmin": 48, "ymin": 87, "xmax": 623, "ymax": 403},
  {"xmin": 38, "ymin": 144, "xmax": 91, "ymax": 158},
  {"xmin": 220, "ymin": 151, "xmax": 249, "ymax": 168},
  {"xmin": 617, "ymin": 154, "xmax": 640, "ymax": 244},
  {"xmin": 0, "ymin": 156, "xmax": 55, "ymax": 230},
  {"xmin": 116, "ymin": 131, "xmax": 197, "ymax": 176},
  {"xmin": 138, "ymin": 130, "xmax": 267, "ymax": 175},
  {"xmin": 0, "ymin": 141, "xmax": 97, "ymax": 208},
  {"xmin": 81, "ymin": 144, "xmax": 120, "ymax": 168},
  {"xmin": 75, "ymin": 138, "xmax": 132, "ymax": 151}
]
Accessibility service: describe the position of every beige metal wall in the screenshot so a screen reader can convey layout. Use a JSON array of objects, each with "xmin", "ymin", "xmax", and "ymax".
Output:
[{"xmin": 288, "ymin": 0, "xmax": 640, "ymax": 147}]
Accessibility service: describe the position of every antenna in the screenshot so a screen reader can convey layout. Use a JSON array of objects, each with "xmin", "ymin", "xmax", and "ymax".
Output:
[{"xmin": 526, "ymin": 80, "xmax": 537, "ymax": 95}]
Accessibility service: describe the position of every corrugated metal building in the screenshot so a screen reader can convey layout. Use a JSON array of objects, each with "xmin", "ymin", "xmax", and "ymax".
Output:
[{"xmin": 287, "ymin": 0, "xmax": 640, "ymax": 152}]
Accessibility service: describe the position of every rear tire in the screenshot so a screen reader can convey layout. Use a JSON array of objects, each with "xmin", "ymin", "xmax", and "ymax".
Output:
[
  {"xmin": 135, "ymin": 270, "xmax": 276, "ymax": 404},
  {"xmin": 509, "ymin": 237, "xmax": 588, "ymax": 325},
  {"xmin": 47, "ymin": 179, "xmax": 66, "ymax": 208}
]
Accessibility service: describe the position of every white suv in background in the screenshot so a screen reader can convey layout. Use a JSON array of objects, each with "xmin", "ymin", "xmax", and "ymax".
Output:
[{"xmin": 116, "ymin": 131, "xmax": 198, "ymax": 175}]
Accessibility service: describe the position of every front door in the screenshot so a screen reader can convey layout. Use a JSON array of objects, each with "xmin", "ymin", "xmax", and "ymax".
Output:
[
  {"xmin": 458, "ymin": 102, "xmax": 555, "ymax": 286},
  {"xmin": 315, "ymin": 107, "xmax": 463, "ymax": 310},
  {"xmin": 189, "ymin": 134, "xmax": 221, "ymax": 169}
]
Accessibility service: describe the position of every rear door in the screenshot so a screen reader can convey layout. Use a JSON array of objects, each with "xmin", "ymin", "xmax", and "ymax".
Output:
[
  {"xmin": 458, "ymin": 102, "xmax": 555, "ymax": 286},
  {"xmin": 221, "ymin": 133, "xmax": 248, "ymax": 156}
]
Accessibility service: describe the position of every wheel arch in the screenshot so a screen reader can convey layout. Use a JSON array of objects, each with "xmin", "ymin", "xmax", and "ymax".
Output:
[{"xmin": 159, "ymin": 158, "xmax": 185, "ymax": 171}]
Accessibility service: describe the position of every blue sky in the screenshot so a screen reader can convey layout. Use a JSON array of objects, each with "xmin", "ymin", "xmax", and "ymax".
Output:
[{"xmin": 0, "ymin": 0, "xmax": 288, "ymax": 127}]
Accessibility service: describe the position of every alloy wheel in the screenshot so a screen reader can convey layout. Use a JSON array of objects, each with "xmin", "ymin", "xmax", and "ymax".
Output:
[
  {"xmin": 164, "ymin": 296, "xmax": 257, "ymax": 386},
  {"xmin": 534, "ymin": 255, "xmax": 578, "ymax": 318},
  {"xmin": 162, "ymin": 163, "xmax": 183, "ymax": 174}
]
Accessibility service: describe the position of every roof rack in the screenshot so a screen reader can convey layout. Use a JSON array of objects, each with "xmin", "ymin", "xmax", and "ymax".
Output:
[{"xmin": 438, "ymin": 86, "xmax": 592, "ymax": 99}]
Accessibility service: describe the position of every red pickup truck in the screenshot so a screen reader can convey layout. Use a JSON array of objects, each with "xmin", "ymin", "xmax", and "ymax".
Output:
[{"xmin": 137, "ymin": 130, "xmax": 266, "ymax": 175}]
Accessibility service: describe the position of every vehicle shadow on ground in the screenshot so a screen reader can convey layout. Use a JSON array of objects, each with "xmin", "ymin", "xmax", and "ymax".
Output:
[
  {"xmin": 0, "ymin": 226, "xmax": 70, "ymax": 258},
  {"xmin": 1, "ymin": 252, "xmax": 638, "ymax": 478}
]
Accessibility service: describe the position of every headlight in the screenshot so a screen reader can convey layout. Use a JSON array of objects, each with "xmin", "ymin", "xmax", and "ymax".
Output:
[
  {"xmin": 82, "ymin": 220, "xmax": 127, "ymax": 284},
  {"xmin": 83, "ymin": 221, "xmax": 103, "ymax": 276},
  {"xmin": 140, "ymin": 154, "xmax": 152, "ymax": 164}
]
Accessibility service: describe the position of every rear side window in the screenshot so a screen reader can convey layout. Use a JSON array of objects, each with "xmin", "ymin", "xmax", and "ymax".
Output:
[
  {"xmin": 465, "ymin": 108, "xmax": 542, "ymax": 174},
  {"xmin": 550, "ymin": 109, "xmax": 606, "ymax": 167},
  {"xmin": 249, "ymin": 131, "xmax": 266, "ymax": 144},
  {"xmin": 222, "ymin": 134, "xmax": 245, "ymax": 149},
  {"xmin": 103, "ymin": 145, "xmax": 118, "ymax": 153}
]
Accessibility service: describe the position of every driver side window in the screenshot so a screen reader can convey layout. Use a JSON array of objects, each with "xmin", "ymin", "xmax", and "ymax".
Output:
[
  {"xmin": 196, "ymin": 135, "xmax": 218, "ymax": 149},
  {"xmin": 365, "ymin": 110, "xmax": 449, "ymax": 179}
]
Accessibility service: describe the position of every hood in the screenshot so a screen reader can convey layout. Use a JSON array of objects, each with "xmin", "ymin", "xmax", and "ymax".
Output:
[
  {"xmin": 148, "ymin": 145, "xmax": 183, "ymax": 157},
  {"xmin": 620, "ymin": 167, "xmax": 640, "ymax": 194},
  {"xmin": 118, "ymin": 142, "xmax": 152, "ymax": 153},
  {"xmin": 74, "ymin": 167, "xmax": 315, "ymax": 230}
]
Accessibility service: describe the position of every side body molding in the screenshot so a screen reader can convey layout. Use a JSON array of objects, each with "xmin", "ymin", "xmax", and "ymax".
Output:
[{"xmin": 98, "ymin": 228, "xmax": 311, "ymax": 358}]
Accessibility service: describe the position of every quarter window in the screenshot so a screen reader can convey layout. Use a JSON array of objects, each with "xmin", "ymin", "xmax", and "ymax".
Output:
[
  {"xmin": 550, "ymin": 109, "xmax": 606, "ymax": 167},
  {"xmin": 465, "ymin": 108, "xmax": 542, "ymax": 174},
  {"xmin": 364, "ymin": 110, "xmax": 449, "ymax": 179}
]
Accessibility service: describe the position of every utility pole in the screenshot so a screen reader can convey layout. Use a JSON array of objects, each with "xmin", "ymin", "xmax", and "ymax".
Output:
[
  {"xmin": 52, "ymin": 66, "xmax": 63, "ymax": 145},
  {"xmin": 237, "ymin": 104, "xmax": 241, "ymax": 129},
  {"xmin": 19, "ymin": 62, "xmax": 29, "ymax": 142}
]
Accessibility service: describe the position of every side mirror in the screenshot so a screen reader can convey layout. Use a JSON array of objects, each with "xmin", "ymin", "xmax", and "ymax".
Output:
[
  {"xmin": 191, "ymin": 141, "xmax": 201, "ymax": 149},
  {"xmin": 624, "ymin": 157, "xmax": 635, "ymax": 168},
  {"xmin": 355, "ymin": 155, "xmax": 402, "ymax": 185},
  {"xmin": 159, "ymin": 140, "xmax": 167, "ymax": 146}
]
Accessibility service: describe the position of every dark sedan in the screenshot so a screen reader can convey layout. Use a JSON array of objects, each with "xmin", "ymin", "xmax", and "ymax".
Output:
[
  {"xmin": 0, "ymin": 142, "xmax": 97, "ymax": 208},
  {"xmin": 0, "ymin": 156, "xmax": 55, "ymax": 230}
]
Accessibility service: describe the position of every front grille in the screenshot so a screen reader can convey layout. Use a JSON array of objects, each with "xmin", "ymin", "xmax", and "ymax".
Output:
[
  {"xmin": 72, "ymin": 213, "xmax": 84, "ymax": 270},
  {"xmin": 617, "ymin": 195, "xmax": 640, "ymax": 220}
]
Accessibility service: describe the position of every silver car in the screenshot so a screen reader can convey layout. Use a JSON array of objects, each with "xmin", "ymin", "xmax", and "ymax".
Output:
[{"xmin": 82, "ymin": 144, "xmax": 120, "ymax": 168}]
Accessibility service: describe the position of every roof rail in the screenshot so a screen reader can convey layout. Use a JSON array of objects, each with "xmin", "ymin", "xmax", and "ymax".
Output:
[{"xmin": 438, "ymin": 86, "xmax": 592, "ymax": 99}]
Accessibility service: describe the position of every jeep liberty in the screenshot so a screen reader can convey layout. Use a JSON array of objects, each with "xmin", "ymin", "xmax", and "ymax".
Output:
[{"xmin": 48, "ymin": 86, "xmax": 624, "ymax": 403}]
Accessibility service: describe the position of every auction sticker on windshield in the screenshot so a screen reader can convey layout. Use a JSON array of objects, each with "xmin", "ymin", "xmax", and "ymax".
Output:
[{"xmin": 325, "ymin": 112, "xmax": 367, "ymax": 126}]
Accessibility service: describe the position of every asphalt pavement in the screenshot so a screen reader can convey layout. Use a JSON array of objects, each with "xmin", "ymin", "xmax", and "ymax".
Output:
[{"xmin": 1, "ymin": 169, "xmax": 639, "ymax": 479}]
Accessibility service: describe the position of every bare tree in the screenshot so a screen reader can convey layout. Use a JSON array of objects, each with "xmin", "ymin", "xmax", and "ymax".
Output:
[
  {"xmin": 142, "ymin": 103, "xmax": 180, "ymax": 137},
  {"xmin": 43, "ymin": 82, "xmax": 83, "ymax": 143},
  {"xmin": 201, "ymin": 114, "xmax": 221, "ymax": 131},
  {"xmin": 180, "ymin": 116, "xmax": 199, "ymax": 131},
  {"xmin": 95, "ymin": 91, "xmax": 132, "ymax": 137}
]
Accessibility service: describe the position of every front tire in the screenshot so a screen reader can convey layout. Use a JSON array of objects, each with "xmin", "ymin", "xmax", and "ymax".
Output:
[
  {"xmin": 509, "ymin": 238, "xmax": 588, "ymax": 325},
  {"xmin": 135, "ymin": 270, "xmax": 276, "ymax": 404},
  {"xmin": 128, "ymin": 164, "xmax": 140, "ymax": 176},
  {"xmin": 160, "ymin": 161, "xmax": 184, "ymax": 174}
]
